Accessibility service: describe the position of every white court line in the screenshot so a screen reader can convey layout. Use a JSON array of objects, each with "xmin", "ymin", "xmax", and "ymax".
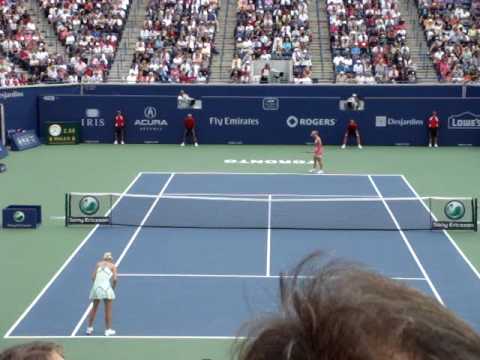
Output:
[
  {"xmin": 140, "ymin": 171, "xmax": 404, "ymax": 177},
  {"xmin": 401, "ymin": 175, "xmax": 480, "ymax": 280},
  {"xmin": 117, "ymin": 273, "xmax": 426, "ymax": 281},
  {"xmin": 70, "ymin": 173, "xmax": 176, "ymax": 337},
  {"xmin": 266, "ymin": 195, "xmax": 272, "ymax": 277},
  {"xmin": 3, "ymin": 172, "xmax": 144, "ymax": 339},
  {"xmin": 7, "ymin": 335, "xmax": 241, "ymax": 340},
  {"xmin": 367, "ymin": 176, "xmax": 444, "ymax": 305}
]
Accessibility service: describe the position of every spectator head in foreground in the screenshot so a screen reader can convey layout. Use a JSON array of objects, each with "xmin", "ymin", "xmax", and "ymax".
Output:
[
  {"xmin": 236, "ymin": 252, "xmax": 480, "ymax": 360},
  {"xmin": 0, "ymin": 342, "xmax": 64, "ymax": 360}
]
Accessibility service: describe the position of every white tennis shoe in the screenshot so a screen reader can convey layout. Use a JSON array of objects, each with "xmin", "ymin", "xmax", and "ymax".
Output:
[
  {"xmin": 341, "ymin": 144, "xmax": 346, "ymax": 149},
  {"xmin": 358, "ymin": 144, "xmax": 362, "ymax": 149},
  {"xmin": 317, "ymin": 170, "xmax": 324, "ymax": 174},
  {"xmin": 105, "ymin": 329, "xmax": 116, "ymax": 336},
  {"xmin": 85, "ymin": 327, "xmax": 94, "ymax": 335}
]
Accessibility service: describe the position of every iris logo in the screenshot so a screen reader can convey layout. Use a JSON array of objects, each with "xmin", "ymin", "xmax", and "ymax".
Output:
[
  {"xmin": 13, "ymin": 211, "xmax": 25, "ymax": 223},
  {"xmin": 144, "ymin": 106, "xmax": 157, "ymax": 119},
  {"xmin": 85, "ymin": 109, "xmax": 100, "ymax": 118},
  {"xmin": 444, "ymin": 200, "xmax": 466, "ymax": 220},
  {"xmin": 79, "ymin": 196, "xmax": 100, "ymax": 216}
]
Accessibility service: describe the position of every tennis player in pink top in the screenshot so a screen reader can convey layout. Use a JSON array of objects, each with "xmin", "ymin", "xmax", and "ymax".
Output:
[{"xmin": 310, "ymin": 130, "xmax": 324, "ymax": 174}]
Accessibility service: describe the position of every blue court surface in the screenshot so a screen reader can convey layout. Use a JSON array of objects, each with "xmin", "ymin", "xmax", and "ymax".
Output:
[{"xmin": 5, "ymin": 172, "xmax": 480, "ymax": 338}]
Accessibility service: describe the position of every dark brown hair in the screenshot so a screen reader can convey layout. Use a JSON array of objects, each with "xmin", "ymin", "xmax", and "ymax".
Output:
[
  {"xmin": 0, "ymin": 342, "xmax": 63, "ymax": 360},
  {"xmin": 236, "ymin": 252, "xmax": 480, "ymax": 360}
]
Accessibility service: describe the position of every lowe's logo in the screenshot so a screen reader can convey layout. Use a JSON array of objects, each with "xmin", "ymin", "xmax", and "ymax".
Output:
[
  {"xmin": 286, "ymin": 116, "xmax": 336, "ymax": 128},
  {"xmin": 448, "ymin": 112, "xmax": 480, "ymax": 129}
]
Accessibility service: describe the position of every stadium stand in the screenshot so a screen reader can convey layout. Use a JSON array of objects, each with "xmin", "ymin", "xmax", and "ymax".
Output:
[
  {"xmin": 38, "ymin": 0, "xmax": 130, "ymax": 82},
  {"xmin": 417, "ymin": 0, "xmax": 480, "ymax": 82},
  {"xmin": 125, "ymin": 0, "xmax": 219, "ymax": 83},
  {"xmin": 232, "ymin": 0, "xmax": 313, "ymax": 83},
  {"xmin": 0, "ymin": 0, "xmax": 66, "ymax": 85},
  {"xmin": 327, "ymin": 0, "xmax": 418, "ymax": 83}
]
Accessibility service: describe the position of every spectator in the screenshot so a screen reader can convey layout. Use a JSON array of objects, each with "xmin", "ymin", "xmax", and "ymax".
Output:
[
  {"xmin": 180, "ymin": 113, "xmax": 198, "ymax": 147},
  {"xmin": 0, "ymin": 342, "xmax": 64, "ymax": 360},
  {"xmin": 260, "ymin": 63, "xmax": 270, "ymax": 83},
  {"xmin": 237, "ymin": 252, "xmax": 480, "ymax": 360}
]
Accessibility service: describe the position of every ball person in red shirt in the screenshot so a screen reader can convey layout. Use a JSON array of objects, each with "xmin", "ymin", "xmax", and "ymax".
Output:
[
  {"xmin": 114, "ymin": 110, "xmax": 125, "ymax": 144},
  {"xmin": 341, "ymin": 119, "xmax": 362, "ymax": 149},
  {"xmin": 181, "ymin": 113, "xmax": 198, "ymax": 147},
  {"xmin": 310, "ymin": 130, "xmax": 324, "ymax": 174},
  {"xmin": 428, "ymin": 111, "xmax": 439, "ymax": 147}
]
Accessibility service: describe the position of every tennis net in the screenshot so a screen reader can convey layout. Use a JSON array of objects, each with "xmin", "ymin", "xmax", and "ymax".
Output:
[{"xmin": 65, "ymin": 192, "xmax": 478, "ymax": 231}]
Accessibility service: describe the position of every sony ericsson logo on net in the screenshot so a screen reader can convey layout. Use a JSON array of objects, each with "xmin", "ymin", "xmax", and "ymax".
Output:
[
  {"xmin": 13, "ymin": 211, "xmax": 25, "ymax": 223},
  {"xmin": 209, "ymin": 117, "xmax": 260, "ymax": 126},
  {"xmin": 134, "ymin": 106, "xmax": 168, "ymax": 131},
  {"xmin": 286, "ymin": 116, "xmax": 336, "ymax": 128},
  {"xmin": 448, "ymin": 112, "xmax": 480, "ymax": 129},
  {"xmin": 444, "ymin": 200, "xmax": 466, "ymax": 220},
  {"xmin": 79, "ymin": 196, "xmax": 100, "ymax": 216},
  {"xmin": 375, "ymin": 116, "xmax": 423, "ymax": 127},
  {"xmin": 82, "ymin": 108, "xmax": 105, "ymax": 127}
]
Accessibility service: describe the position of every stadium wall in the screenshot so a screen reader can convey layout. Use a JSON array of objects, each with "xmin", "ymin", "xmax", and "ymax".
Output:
[{"xmin": 2, "ymin": 84, "xmax": 480, "ymax": 146}]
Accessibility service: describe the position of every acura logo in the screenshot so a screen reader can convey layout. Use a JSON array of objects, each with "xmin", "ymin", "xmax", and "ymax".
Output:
[{"xmin": 144, "ymin": 106, "xmax": 157, "ymax": 119}]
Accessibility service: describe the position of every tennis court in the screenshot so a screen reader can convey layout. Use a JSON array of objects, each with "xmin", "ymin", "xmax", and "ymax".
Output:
[{"xmin": 5, "ymin": 172, "xmax": 480, "ymax": 338}]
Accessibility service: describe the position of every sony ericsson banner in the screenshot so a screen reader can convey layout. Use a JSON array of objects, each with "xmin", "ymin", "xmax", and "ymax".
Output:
[
  {"xmin": 39, "ymin": 95, "xmax": 196, "ymax": 144},
  {"xmin": 2, "ymin": 205, "xmax": 42, "ymax": 229}
]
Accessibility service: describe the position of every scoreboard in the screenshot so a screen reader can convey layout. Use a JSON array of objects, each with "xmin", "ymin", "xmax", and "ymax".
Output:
[{"xmin": 45, "ymin": 122, "xmax": 80, "ymax": 145}]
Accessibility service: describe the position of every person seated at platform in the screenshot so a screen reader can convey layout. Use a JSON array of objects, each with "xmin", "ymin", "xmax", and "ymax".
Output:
[{"xmin": 237, "ymin": 252, "xmax": 480, "ymax": 360}]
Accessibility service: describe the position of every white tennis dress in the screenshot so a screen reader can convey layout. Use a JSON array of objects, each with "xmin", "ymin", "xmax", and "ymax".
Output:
[{"xmin": 89, "ymin": 266, "xmax": 116, "ymax": 300}]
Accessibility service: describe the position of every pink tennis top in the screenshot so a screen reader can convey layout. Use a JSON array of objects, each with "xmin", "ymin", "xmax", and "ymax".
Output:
[{"xmin": 314, "ymin": 137, "xmax": 323, "ymax": 156}]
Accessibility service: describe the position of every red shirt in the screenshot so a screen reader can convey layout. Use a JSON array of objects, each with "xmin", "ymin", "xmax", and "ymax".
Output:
[
  {"xmin": 115, "ymin": 114, "xmax": 125, "ymax": 128},
  {"xmin": 428, "ymin": 116, "xmax": 439, "ymax": 128},
  {"xmin": 347, "ymin": 121, "xmax": 358, "ymax": 132},
  {"xmin": 184, "ymin": 116, "xmax": 195, "ymax": 129}
]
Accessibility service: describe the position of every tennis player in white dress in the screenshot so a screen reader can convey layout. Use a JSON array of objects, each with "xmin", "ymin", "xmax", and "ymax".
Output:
[{"xmin": 86, "ymin": 252, "xmax": 117, "ymax": 336}]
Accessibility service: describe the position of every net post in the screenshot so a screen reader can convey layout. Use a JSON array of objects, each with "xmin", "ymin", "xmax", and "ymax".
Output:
[
  {"xmin": 428, "ymin": 197, "xmax": 435, "ymax": 231},
  {"xmin": 474, "ymin": 198, "xmax": 478, "ymax": 232},
  {"xmin": 64, "ymin": 193, "xmax": 69, "ymax": 227}
]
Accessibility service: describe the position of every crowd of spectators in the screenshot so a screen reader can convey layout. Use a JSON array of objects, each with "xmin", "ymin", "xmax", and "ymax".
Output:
[
  {"xmin": 127, "ymin": 0, "xmax": 219, "ymax": 84},
  {"xmin": 418, "ymin": 0, "xmax": 480, "ymax": 82},
  {"xmin": 327, "ymin": 0, "xmax": 417, "ymax": 83},
  {"xmin": 0, "ymin": 0, "xmax": 69, "ymax": 84},
  {"xmin": 39, "ymin": 0, "xmax": 130, "ymax": 82},
  {"xmin": 232, "ymin": 0, "xmax": 313, "ymax": 84},
  {"xmin": 0, "ymin": 55, "xmax": 30, "ymax": 87}
]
